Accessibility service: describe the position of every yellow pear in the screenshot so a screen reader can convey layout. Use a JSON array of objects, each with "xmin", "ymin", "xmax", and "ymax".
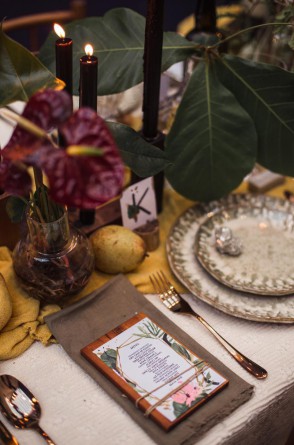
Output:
[
  {"xmin": 90, "ymin": 225, "xmax": 147, "ymax": 274},
  {"xmin": 0, "ymin": 273, "xmax": 13, "ymax": 330}
]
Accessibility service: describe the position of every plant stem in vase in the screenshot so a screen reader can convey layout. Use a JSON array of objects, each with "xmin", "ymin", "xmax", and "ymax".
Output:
[{"xmin": 13, "ymin": 209, "xmax": 94, "ymax": 305}]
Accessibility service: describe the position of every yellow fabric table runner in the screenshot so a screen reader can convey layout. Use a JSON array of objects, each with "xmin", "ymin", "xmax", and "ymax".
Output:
[{"xmin": 0, "ymin": 180, "xmax": 293, "ymax": 360}]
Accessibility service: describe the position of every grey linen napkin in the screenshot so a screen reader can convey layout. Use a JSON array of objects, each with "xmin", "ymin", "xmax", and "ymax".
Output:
[{"xmin": 45, "ymin": 275, "xmax": 254, "ymax": 445}]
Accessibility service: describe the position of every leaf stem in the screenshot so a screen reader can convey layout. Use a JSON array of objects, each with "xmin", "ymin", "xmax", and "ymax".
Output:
[
  {"xmin": 1, "ymin": 107, "xmax": 48, "ymax": 139},
  {"xmin": 210, "ymin": 22, "xmax": 294, "ymax": 49},
  {"xmin": 40, "ymin": 184, "xmax": 50, "ymax": 222},
  {"xmin": 0, "ymin": 106, "xmax": 58, "ymax": 148},
  {"xmin": 32, "ymin": 167, "xmax": 49, "ymax": 222},
  {"xmin": 33, "ymin": 203, "xmax": 45, "ymax": 223},
  {"xmin": 28, "ymin": 194, "xmax": 45, "ymax": 223},
  {"xmin": 33, "ymin": 166, "xmax": 43, "ymax": 189}
]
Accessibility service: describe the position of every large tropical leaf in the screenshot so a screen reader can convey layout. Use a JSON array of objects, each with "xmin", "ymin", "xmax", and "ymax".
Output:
[
  {"xmin": 165, "ymin": 59, "xmax": 257, "ymax": 202},
  {"xmin": 39, "ymin": 8, "xmax": 196, "ymax": 96},
  {"xmin": 107, "ymin": 121, "xmax": 168, "ymax": 176},
  {"xmin": 0, "ymin": 27, "xmax": 64, "ymax": 107},
  {"xmin": 214, "ymin": 55, "xmax": 294, "ymax": 176}
]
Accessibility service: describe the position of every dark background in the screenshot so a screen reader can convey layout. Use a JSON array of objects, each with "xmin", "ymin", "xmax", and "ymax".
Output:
[
  {"xmin": 0, "ymin": 1, "xmax": 235, "ymax": 48},
  {"xmin": 1, "ymin": 1, "xmax": 198, "ymax": 31}
]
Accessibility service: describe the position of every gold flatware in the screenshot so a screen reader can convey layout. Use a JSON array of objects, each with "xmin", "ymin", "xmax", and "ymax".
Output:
[
  {"xmin": 0, "ymin": 420, "xmax": 18, "ymax": 445},
  {"xmin": 0, "ymin": 375, "xmax": 56, "ymax": 445},
  {"xmin": 150, "ymin": 271, "xmax": 268, "ymax": 380}
]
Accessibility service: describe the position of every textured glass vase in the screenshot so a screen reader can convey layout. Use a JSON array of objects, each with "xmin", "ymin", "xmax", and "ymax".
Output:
[{"xmin": 13, "ymin": 210, "xmax": 94, "ymax": 304}]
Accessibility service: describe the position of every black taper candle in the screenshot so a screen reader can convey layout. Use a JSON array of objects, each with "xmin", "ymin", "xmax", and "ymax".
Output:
[
  {"xmin": 79, "ymin": 45, "xmax": 98, "ymax": 225},
  {"xmin": 55, "ymin": 37, "xmax": 73, "ymax": 99},
  {"xmin": 185, "ymin": 1, "xmax": 224, "ymax": 50},
  {"xmin": 131, "ymin": 0, "xmax": 165, "ymax": 213},
  {"xmin": 55, "ymin": 24, "xmax": 73, "ymax": 148},
  {"xmin": 79, "ymin": 51, "xmax": 98, "ymax": 110},
  {"xmin": 142, "ymin": 0, "xmax": 164, "ymax": 139},
  {"xmin": 194, "ymin": 0, "xmax": 217, "ymax": 33}
]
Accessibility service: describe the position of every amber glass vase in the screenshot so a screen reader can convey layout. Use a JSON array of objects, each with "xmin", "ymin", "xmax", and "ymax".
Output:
[{"xmin": 13, "ymin": 210, "xmax": 94, "ymax": 304}]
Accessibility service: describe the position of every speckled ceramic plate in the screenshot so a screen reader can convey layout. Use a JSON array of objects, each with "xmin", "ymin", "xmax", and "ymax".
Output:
[
  {"xmin": 195, "ymin": 205, "xmax": 294, "ymax": 296},
  {"xmin": 166, "ymin": 194, "xmax": 294, "ymax": 323}
]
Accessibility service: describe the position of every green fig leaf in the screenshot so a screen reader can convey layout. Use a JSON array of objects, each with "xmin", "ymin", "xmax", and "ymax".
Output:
[
  {"xmin": 214, "ymin": 55, "xmax": 294, "ymax": 176},
  {"xmin": 0, "ymin": 26, "xmax": 64, "ymax": 106},
  {"xmin": 39, "ymin": 8, "xmax": 196, "ymax": 96},
  {"xmin": 165, "ymin": 59, "xmax": 257, "ymax": 202},
  {"xmin": 107, "ymin": 121, "xmax": 168, "ymax": 177}
]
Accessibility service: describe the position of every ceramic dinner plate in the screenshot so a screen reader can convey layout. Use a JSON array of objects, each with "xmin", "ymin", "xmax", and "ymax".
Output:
[
  {"xmin": 166, "ymin": 194, "xmax": 294, "ymax": 323},
  {"xmin": 194, "ymin": 205, "xmax": 294, "ymax": 296}
]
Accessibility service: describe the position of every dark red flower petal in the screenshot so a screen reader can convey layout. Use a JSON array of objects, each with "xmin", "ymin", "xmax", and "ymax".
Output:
[
  {"xmin": 2, "ymin": 140, "xmax": 52, "ymax": 162},
  {"xmin": 0, "ymin": 159, "xmax": 31, "ymax": 196},
  {"xmin": 3, "ymin": 89, "xmax": 71, "ymax": 160},
  {"xmin": 37, "ymin": 146, "xmax": 124, "ymax": 208},
  {"xmin": 59, "ymin": 108, "xmax": 115, "ymax": 148},
  {"xmin": 14, "ymin": 88, "xmax": 71, "ymax": 134},
  {"xmin": 1, "ymin": 98, "xmax": 124, "ymax": 208},
  {"xmin": 35, "ymin": 108, "xmax": 125, "ymax": 208}
]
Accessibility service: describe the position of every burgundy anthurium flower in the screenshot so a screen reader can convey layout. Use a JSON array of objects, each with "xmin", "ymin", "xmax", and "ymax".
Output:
[
  {"xmin": 0, "ymin": 159, "xmax": 31, "ymax": 196},
  {"xmin": 34, "ymin": 108, "xmax": 125, "ymax": 208},
  {"xmin": 3, "ymin": 89, "xmax": 71, "ymax": 161},
  {"xmin": 1, "ymin": 89, "xmax": 124, "ymax": 209}
]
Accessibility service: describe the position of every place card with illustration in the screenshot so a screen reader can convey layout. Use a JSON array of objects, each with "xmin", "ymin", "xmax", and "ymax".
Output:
[
  {"xmin": 81, "ymin": 313, "xmax": 229, "ymax": 431},
  {"xmin": 119, "ymin": 177, "xmax": 157, "ymax": 230}
]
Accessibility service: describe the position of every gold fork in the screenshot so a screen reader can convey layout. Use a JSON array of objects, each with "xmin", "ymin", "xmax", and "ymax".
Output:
[{"xmin": 150, "ymin": 271, "xmax": 268, "ymax": 379}]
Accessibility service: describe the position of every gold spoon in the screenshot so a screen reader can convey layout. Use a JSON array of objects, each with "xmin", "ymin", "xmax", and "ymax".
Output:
[
  {"xmin": 0, "ymin": 419, "xmax": 18, "ymax": 445},
  {"xmin": 0, "ymin": 375, "xmax": 56, "ymax": 445}
]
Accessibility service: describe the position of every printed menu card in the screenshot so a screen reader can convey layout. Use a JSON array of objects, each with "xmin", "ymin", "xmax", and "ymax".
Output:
[{"xmin": 81, "ymin": 313, "xmax": 228, "ymax": 431}]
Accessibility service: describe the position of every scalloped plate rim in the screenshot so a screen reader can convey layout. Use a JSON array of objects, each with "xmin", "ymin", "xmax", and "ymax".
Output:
[{"xmin": 166, "ymin": 193, "xmax": 294, "ymax": 324}]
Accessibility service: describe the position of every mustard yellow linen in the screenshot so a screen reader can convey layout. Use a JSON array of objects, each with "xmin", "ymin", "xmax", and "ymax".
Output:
[
  {"xmin": 1, "ymin": 182, "xmax": 293, "ymax": 360},
  {"xmin": 0, "ymin": 273, "xmax": 12, "ymax": 330},
  {"xmin": 177, "ymin": 4, "xmax": 245, "ymax": 36},
  {"xmin": 0, "ymin": 247, "xmax": 60, "ymax": 360}
]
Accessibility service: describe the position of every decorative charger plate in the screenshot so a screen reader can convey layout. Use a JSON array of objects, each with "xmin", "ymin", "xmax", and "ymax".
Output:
[
  {"xmin": 194, "ymin": 205, "xmax": 294, "ymax": 296},
  {"xmin": 166, "ymin": 194, "xmax": 294, "ymax": 324}
]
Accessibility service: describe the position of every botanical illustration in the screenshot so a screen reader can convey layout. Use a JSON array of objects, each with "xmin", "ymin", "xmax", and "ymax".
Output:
[{"xmin": 94, "ymin": 317, "xmax": 226, "ymax": 421}]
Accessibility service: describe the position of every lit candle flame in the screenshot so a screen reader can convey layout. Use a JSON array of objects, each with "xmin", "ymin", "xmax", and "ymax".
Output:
[
  {"xmin": 54, "ymin": 23, "xmax": 65, "ymax": 39},
  {"xmin": 85, "ymin": 44, "xmax": 94, "ymax": 56}
]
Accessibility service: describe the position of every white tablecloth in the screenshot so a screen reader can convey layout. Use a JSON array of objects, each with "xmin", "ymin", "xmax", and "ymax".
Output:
[{"xmin": 1, "ymin": 293, "xmax": 294, "ymax": 445}]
